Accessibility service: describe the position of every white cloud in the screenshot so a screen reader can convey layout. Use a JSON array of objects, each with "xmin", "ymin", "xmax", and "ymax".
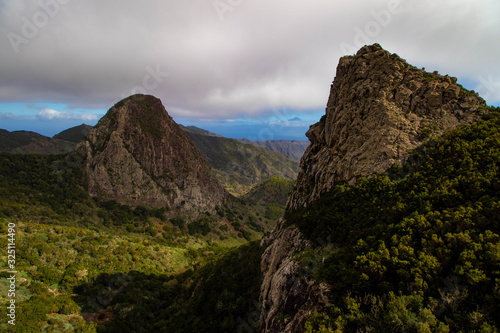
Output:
[{"xmin": 37, "ymin": 108, "xmax": 99, "ymax": 121}]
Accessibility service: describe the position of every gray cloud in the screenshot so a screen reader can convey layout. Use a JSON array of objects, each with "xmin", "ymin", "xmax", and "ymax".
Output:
[
  {"xmin": 0, "ymin": 108, "xmax": 100, "ymax": 122},
  {"xmin": 0, "ymin": 0, "xmax": 499, "ymax": 122}
]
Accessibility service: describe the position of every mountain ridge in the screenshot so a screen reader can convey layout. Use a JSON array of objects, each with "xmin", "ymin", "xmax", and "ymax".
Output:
[
  {"xmin": 0, "ymin": 129, "xmax": 75, "ymax": 154},
  {"xmin": 237, "ymin": 138, "xmax": 309, "ymax": 160},
  {"xmin": 53, "ymin": 124, "xmax": 93, "ymax": 142},
  {"xmin": 1, "ymin": 44, "xmax": 497, "ymax": 332},
  {"xmin": 183, "ymin": 130, "xmax": 299, "ymax": 196},
  {"xmin": 0, "ymin": 124, "xmax": 93, "ymax": 154},
  {"xmin": 287, "ymin": 43, "xmax": 487, "ymax": 211},
  {"xmin": 259, "ymin": 43, "xmax": 491, "ymax": 332},
  {"xmin": 179, "ymin": 125, "xmax": 224, "ymax": 138}
]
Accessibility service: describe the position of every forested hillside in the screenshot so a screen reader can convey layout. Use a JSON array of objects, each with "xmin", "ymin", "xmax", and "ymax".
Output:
[
  {"xmin": 286, "ymin": 108, "xmax": 500, "ymax": 332},
  {"xmin": 0, "ymin": 151, "xmax": 276, "ymax": 331},
  {"xmin": 243, "ymin": 176, "xmax": 294, "ymax": 206},
  {"xmin": 0, "ymin": 130, "xmax": 75, "ymax": 155},
  {"xmin": 0, "ymin": 221, "xmax": 264, "ymax": 332},
  {"xmin": 184, "ymin": 129, "xmax": 299, "ymax": 196},
  {"xmin": 237, "ymin": 138, "xmax": 309, "ymax": 160},
  {"xmin": 2, "ymin": 109, "xmax": 498, "ymax": 331}
]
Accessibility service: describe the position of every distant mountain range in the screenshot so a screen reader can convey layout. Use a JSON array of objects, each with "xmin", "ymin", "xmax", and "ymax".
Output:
[
  {"xmin": 0, "ymin": 94, "xmax": 287, "ymax": 242},
  {"xmin": 0, "ymin": 125, "xmax": 91, "ymax": 154},
  {"xmin": 237, "ymin": 138, "xmax": 308, "ymax": 160},
  {"xmin": 180, "ymin": 125, "xmax": 308, "ymax": 161},
  {"xmin": 0, "ymin": 124, "xmax": 307, "ymax": 160},
  {"xmin": 179, "ymin": 125, "xmax": 223, "ymax": 138},
  {"xmin": 53, "ymin": 124, "xmax": 93, "ymax": 142}
]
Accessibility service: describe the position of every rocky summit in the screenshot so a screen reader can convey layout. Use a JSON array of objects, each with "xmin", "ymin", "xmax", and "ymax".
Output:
[
  {"xmin": 287, "ymin": 43, "xmax": 486, "ymax": 211},
  {"xmin": 259, "ymin": 44, "xmax": 489, "ymax": 332},
  {"xmin": 77, "ymin": 94, "xmax": 225, "ymax": 212}
]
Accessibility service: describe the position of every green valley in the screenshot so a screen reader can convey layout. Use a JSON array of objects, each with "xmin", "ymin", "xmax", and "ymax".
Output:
[{"xmin": 183, "ymin": 127, "xmax": 299, "ymax": 196}]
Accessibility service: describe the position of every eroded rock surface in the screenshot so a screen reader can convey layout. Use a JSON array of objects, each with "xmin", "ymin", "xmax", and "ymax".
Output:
[{"xmin": 77, "ymin": 94, "xmax": 225, "ymax": 212}]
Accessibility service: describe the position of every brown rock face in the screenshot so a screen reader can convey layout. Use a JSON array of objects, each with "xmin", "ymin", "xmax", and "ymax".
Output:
[
  {"xmin": 260, "ymin": 44, "xmax": 487, "ymax": 332},
  {"xmin": 77, "ymin": 94, "xmax": 225, "ymax": 211},
  {"xmin": 287, "ymin": 43, "xmax": 486, "ymax": 211},
  {"xmin": 260, "ymin": 221, "xmax": 331, "ymax": 332}
]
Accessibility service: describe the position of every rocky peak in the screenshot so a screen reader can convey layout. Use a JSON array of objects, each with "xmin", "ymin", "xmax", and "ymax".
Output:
[
  {"xmin": 287, "ymin": 43, "xmax": 486, "ymax": 211},
  {"xmin": 259, "ymin": 44, "xmax": 488, "ymax": 332},
  {"xmin": 77, "ymin": 94, "xmax": 225, "ymax": 212}
]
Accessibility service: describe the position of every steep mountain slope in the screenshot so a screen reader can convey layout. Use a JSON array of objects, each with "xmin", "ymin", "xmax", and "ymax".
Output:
[
  {"xmin": 263, "ymin": 140, "xmax": 309, "ymax": 161},
  {"xmin": 0, "ymin": 129, "xmax": 75, "ymax": 154},
  {"xmin": 0, "ymin": 122, "xmax": 282, "ymax": 331},
  {"xmin": 76, "ymin": 94, "xmax": 225, "ymax": 212},
  {"xmin": 183, "ymin": 129, "xmax": 299, "ymax": 196},
  {"xmin": 53, "ymin": 124, "xmax": 93, "ymax": 142},
  {"xmin": 259, "ymin": 44, "xmax": 490, "ymax": 332},
  {"xmin": 238, "ymin": 139, "xmax": 310, "ymax": 160},
  {"xmin": 287, "ymin": 44, "xmax": 486, "ymax": 211}
]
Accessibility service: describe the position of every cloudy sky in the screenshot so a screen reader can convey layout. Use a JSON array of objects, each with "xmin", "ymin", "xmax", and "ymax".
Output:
[{"xmin": 0, "ymin": 0, "xmax": 499, "ymax": 139}]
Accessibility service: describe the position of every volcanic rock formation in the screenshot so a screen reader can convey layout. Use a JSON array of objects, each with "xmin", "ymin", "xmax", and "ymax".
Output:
[
  {"xmin": 77, "ymin": 94, "xmax": 225, "ymax": 212},
  {"xmin": 259, "ymin": 44, "xmax": 487, "ymax": 332}
]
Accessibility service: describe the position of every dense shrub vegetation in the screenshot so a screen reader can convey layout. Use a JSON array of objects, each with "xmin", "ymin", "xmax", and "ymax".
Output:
[
  {"xmin": 287, "ymin": 108, "xmax": 500, "ymax": 332},
  {"xmin": 243, "ymin": 175, "xmax": 295, "ymax": 206},
  {"xmin": 78, "ymin": 241, "xmax": 264, "ymax": 333},
  {"xmin": 0, "ymin": 152, "xmax": 276, "ymax": 239},
  {"xmin": 0, "ymin": 151, "xmax": 275, "ymax": 331},
  {"xmin": 0, "ymin": 220, "xmax": 263, "ymax": 332}
]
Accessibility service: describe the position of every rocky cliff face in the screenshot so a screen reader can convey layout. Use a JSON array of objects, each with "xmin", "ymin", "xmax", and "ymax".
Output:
[
  {"xmin": 77, "ymin": 94, "xmax": 225, "ymax": 212},
  {"xmin": 287, "ymin": 43, "xmax": 486, "ymax": 211},
  {"xmin": 259, "ymin": 44, "xmax": 487, "ymax": 332}
]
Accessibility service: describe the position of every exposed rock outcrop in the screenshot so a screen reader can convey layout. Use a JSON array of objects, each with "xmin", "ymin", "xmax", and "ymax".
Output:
[
  {"xmin": 259, "ymin": 44, "xmax": 487, "ymax": 332},
  {"xmin": 77, "ymin": 94, "xmax": 225, "ymax": 212},
  {"xmin": 288, "ymin": 43, "xmax": 486, "ymax": 211},
  {"xmin": 260, "ymin": 222, "xmax": 331, "ymax": 332}
]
